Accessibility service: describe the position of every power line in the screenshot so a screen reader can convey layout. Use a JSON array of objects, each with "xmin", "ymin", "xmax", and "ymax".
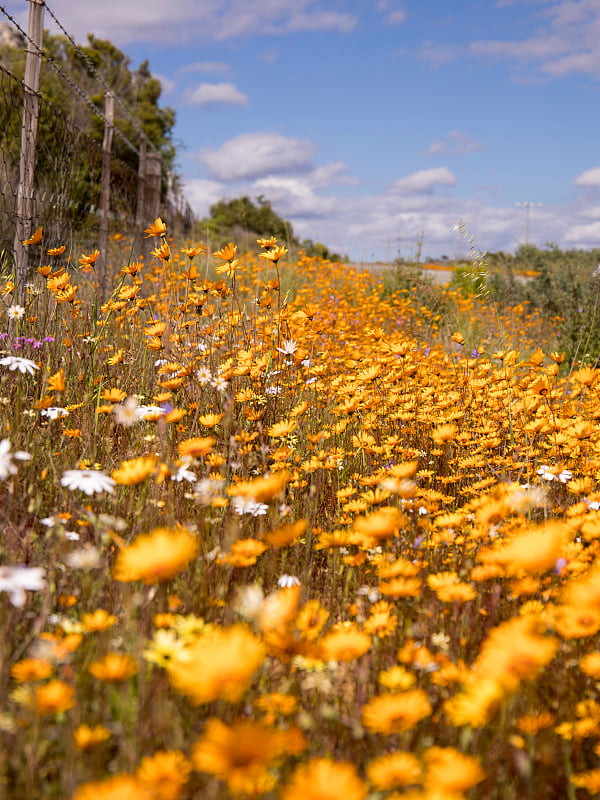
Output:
[
  {"xmin": 0, "ymin": 2, "xmax": 141, "ymax": 158},
  {"xmin": 42, "ymin": 0, "xmax": 160, "ymax": 157}
]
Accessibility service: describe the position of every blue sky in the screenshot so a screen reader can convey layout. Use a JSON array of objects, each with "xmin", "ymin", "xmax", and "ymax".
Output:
[{"xmin": 7, "ymin": 0, "xmax": 600, "ymax": 260}]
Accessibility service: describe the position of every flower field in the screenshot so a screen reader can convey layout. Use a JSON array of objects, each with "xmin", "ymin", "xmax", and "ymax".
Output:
[{"xmin": 2, "ymin": 222, "xmax": 600, "ymax": 799}]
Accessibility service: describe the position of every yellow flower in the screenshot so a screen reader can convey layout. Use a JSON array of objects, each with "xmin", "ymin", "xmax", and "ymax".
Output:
[
  {"xmin": 580, "ymin": 652, "xmax": 600, "ymax": 678},
  {"xmin": 366, "ymin": 752, "xmax": 421, "ymax": 790},
  {"xmin": 472, "ymin": 616, "xmax": 558, "ymax": 691},
  {"xmin": 281, "ymin": 758, "xmax": 366, "ymax": 800},
  {"xmin": 363, "ymin": 601, "xmax": 398, "ymax": 637},
  {"xmin": 136, "ymin": 750, "xmax": 191, "ymax": 800},
  {"xmin": 113, "ymin": 527, "xmax": 198, "ymax": 584},
  {"xmin": 445, "ymin": 677, "xmax": 507, "ymax": 727},
  {"xmin": 23, "ymin": 226, "xmax": 43, "ymax": 245},
  {"xmin": 263, "ymin": 519, "xmax": 308, "ymax": 548},
  {"xmin": 101, "ymin": 387, "xmax": 127, "ymax": 403},
  {"xmin": 479, "ymin": 521, "xmax": 569, "ymax": 575},
  {"xmin": 74, "ymin": 724, "xmax": 111, "ymax": 750},
  {"xmin": 192, "ymin": 718, "xmax": 283, "ymax": 796},
  {"xmin": 319, "ymin": 628, "xmax": 372, "ymax": 662},
  {"xmin": 47, "ymin": 245, "xmax": 66, "ymax": 257},
  {"xmin": 423, "ymin": 747, "xmax": 486, "ymax": 793},
  {"xmin": 33, "ymin": 680, "xmax": 75, "ymax": 715},
  {"xmin": 177, "ymin": 436, "xmax": 215, "ymax": 458},
  {"xmin": 181, "ymin": 245, "xmax": 204, "ymax": 259},
  {"xmin": 198, "ymin": 412, "xmax": 224, "ymax": 427},
  {"xmin": 48, "ymin": 368, "xmax": 65, "ymax": 392},
  {"xmin": 152, "ymin": 242, "xmax": 171, "ymax": 261},
  {"xmin": 268, "ymin": 419, "xmax": 298, "ymax": 437},
  {"xmin": 78, "ymin": 250, "xmax": 99, "ymax": 267},
  {"xmin": 229, "ymin": 471, "xmax": 290, "ymax": 503},
  {"xmin": 11, "ymin": 658, "xmax": 53, "ymax": 683},
  {"xmin": 379, "ymin": 577, "xmax": 422, "ymax": 598},
  {"xmin": 81, "ymin": 609, "xmax": 117, "ymax": 632},
  {"xmin": 72, "ymin": 774, "xmax": 149, "ymax": 800},
  {"xmin": 431, "ymin": 423, "xmax": 458, "ymax": 445},
  {"xmin": 378, "ymin": 665, "xmax": 416, "ymax": 691},
  {"xmin": 353, "ymin": 507, "xmax": 404, "ymax": 543},
  {"xmin": 88, "ymin": 653, "xmax": 138, "ymax": 682},
  {"xmin": 213, "ymin": 242, "xmax": 237, "ymax": 260},
  {"xmin": 143, "ymin": 629, "xmax": 188, "ymax": 668},
  {"xmin": 361, "ymin": 689, "xmax": 432, "ymax": 734},
  {"xmin": 259, "ymin": 245, "xmax": 288, "ymax": 262},
  {"xmin": 167, "ymin": 625, "xmax": 265, "ymax": 705},
  {"xmin": 144, "ymin": 217, "xmax": 167, "ymax": 237},
  {"xmin": 112, "ymin": 456, "xmax": 156, "ymax": 485}
]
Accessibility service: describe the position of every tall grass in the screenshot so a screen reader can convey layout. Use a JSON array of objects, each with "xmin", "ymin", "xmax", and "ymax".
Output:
[{"xmin": 1, "ymin": 225, "xmax": 600, "ymax": 799}]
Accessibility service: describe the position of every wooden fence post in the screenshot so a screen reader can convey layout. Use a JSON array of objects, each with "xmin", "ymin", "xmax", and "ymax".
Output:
[
  {"xmin": 14, "ymin": 0, "xmax": 44, "ymax": 305},
  {"xmin": 98, "ymin": 90, "xmax": 114, "ymax": 301},
  {"xmin": 142, "ymin": 151, "xmax": 162, "ymax": 264},
  {"xmin": 133, "ymin": 134, "xmax": 147, "ymax": 262}
]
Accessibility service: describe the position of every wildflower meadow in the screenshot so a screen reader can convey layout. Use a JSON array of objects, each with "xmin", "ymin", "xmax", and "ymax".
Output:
[{"xmin": 3, "ymin": 220, "xmax": 600, "ymax": 799}]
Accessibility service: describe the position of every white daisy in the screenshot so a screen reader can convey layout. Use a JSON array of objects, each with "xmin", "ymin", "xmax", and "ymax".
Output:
[
  {"xmin": 196, "ymin": 366, "xmax": 213, "ymax": 385},
  {"xmin": 113, "ymin": 395, "xmax": 141, "ymax": 427},
  {"xmin": 0, "ymin": 565, "xmax": 45, "ymax": 607},
  {"xmin": 7, "ymin": 305, "xmax": 25, "ymax": 320},
  {"xmin": 0, "ymin": 356, "xmax": 39, "ymax": 375},
  {"xmin": 276, "ymin": 338, "xmax": 299, "ymax": 356},
  {"xmin": 231, "ymin": 496, "xmax": 268, "ymax": 516},
  {"xmin": 0, "ymin": 439, "xmax": 30, "ymax": 481},
  {"xmin": 40, "ymin": 407, "xmax": 68, "ymax": 420},
  {"xmin": 60, "ymin": 469, "xmax": 115, "ymax": 496},
  {"xmin": 212, "ymin": 375, "xmax": 228, "ymax": 393},
  {"xmin": 65, "ymin": 546, "xmax": 100, "ymax": 570},
  {"xmin": 171, "ymin": 464, "xmax": 197, "ymax": 483},
  {"xmin": 277, "ymin": 574, "xmax": 300, "ymax": 588}
]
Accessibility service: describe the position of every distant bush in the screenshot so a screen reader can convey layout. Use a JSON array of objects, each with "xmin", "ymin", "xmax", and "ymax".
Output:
[{"xmin": 487, "ymin": 245, "xmax": 600, "ymax": 365}]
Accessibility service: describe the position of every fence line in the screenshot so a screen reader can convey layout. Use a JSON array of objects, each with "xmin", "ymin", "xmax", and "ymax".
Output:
[{"xmin": 0, "ymin": 1, "xmax": 195, "ymax": 301}]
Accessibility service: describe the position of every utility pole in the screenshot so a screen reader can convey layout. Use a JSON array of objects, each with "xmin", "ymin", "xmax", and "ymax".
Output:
[
  {"xmin": 516, "ymin": 201, "xmax": 542, "ymax": 246},
  {"xmin": 14, "ymin": 0, "xmax": 44, "ymax": 304}
]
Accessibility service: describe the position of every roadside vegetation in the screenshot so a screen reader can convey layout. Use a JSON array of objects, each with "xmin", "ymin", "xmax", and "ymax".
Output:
[{"xmin": 2, "ymin": 221, "xmax": 600, "ymax": 799}]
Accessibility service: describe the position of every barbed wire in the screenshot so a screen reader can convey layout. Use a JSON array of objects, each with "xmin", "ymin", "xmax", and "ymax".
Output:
[
  {"xmin": 0, "ymin": 3, "xmax": 141, "ymax": 158},
  {"xmin": 42, "ymin": 0, "xmax": 160, "ymax": 157},
  {"xmin": 0, "ymin": 61, "xmax": 138, "ymax": 252}
]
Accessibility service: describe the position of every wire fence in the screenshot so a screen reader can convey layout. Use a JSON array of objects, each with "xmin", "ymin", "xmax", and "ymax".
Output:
[
  {"xmin": 0, "ymin": 63, "xmax": 141, "ymax": 256},
  {"xmin": 0, "ymin": 2, "xmax": 195, "ymax": 291}
]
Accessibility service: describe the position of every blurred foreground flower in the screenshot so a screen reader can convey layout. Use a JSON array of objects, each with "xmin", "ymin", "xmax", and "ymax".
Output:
[
  {"xmin": 0, "ymin": 565, "xmax": 45, "ymax": 607},
  {"xmin": 61, "ymin": 469, "xmax": 116, "ymax": 496},
  {"xmin": 0, "ymin": 439, "xmax": 31, "ymax": 481},
  {"xmin": 137, "ymin": 750, "xmax": 191, "ymax": 800},
  {"xmin": 113, "ymin": 527, "xmax": 198, "ymax": 584},
  {"xmin": 0, "ymin": 356, "xmax": 39, "ymax": 375},
  {"xmin": 167, "ymin": 625, "xmax": 265, "ymax": 704},
  {"xmin": 281, "ymin": 758, "xmax": 366, "ymax": 800}
]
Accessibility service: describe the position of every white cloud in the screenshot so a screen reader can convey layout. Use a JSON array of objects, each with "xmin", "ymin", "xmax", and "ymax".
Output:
[
  {"xmin": 574, "ymin": 167, "xmax": 600, "ymax": 186},
  {"xmin": 36, "ymin": 0, "xmax": 357, "ymax": 45},
  {"xmin": 422, "ymin": 130, "xmax": 484, "ymax": 156},
  {"xmin": 183, "ymin": 82, "xmax": 249, "ymax": 107},
  {"xmin": 252, "ymin": 175, "xmax": 338, "ymax": 219},
  {"xmin": 178, "ymin": 62, "xmax": 230, "ymax": 75},
  {"xmin": 195, "ymin": 132, "xmax": 317, "ymax": 181},
  {"xmin": 469, "ymin": 0, "xmax": 600, "ymax": 79},
  {"xmin": 152, "ymin": 72, "xmax": 175, "ymax": 95},
  {"xmin": 388, "ymin": 167, "xmax": 457, "ymax": 193},
  {"xmin": 180, "ymin": 178, "xmax": 224, "ymax": 217},
  {"xmin": 386, "ymin": 10, "xmax": 407, "ymax": 25},
  {"xmin": 418, "ymin": 41, "xmax": 462, "ymax": 67}
]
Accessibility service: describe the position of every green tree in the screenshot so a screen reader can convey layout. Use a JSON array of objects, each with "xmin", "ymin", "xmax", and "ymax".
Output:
[
  {"xmin": 200, "ymin": 195, "xmax": 298, "ymax": 250},
  {"xmin": 0, "ymin": 28, "xmax": 176, "ymax": 175}
]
